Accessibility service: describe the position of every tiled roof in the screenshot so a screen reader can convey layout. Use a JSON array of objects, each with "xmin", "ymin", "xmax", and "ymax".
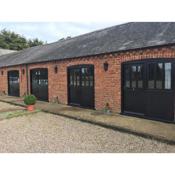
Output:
[{"xmin": 0, "ymin": 22, "xmax": 175, "ymax": 67}]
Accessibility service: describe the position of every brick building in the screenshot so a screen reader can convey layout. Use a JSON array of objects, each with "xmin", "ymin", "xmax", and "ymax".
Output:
[{"xmin": 0, "ymin": 22, "xmax": 175, "ymax": 122}]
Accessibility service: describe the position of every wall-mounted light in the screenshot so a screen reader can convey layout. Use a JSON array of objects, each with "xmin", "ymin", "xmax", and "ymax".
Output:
[
  {"xmin": 103, "ymin": 61, "xmax": 109, "ymax": 71},
  {"xmin": 1, "ymin": 71, "xmax": 3, "ymax": 75},
  {"xmin": 54, "ymin": 65, "xmax": 58, "ymax": 73},
  {"xmin": 22, "ymin": 69, "xmax": 25, "ymax": 75}
]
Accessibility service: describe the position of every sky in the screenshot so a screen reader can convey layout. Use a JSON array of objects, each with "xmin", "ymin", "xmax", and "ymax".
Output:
[{"xmin": 0, "ymin": 22, "xmax": 123, "ymax": 43}]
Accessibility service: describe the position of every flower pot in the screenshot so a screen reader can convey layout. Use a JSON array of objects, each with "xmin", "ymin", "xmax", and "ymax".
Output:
[
  {"xmin": 27, "ymin": 105, "xmax": 35, "ymax": 111},
  {"xmin": 106, "ymin": 109, "xmax": 111, "ymax": 114}
]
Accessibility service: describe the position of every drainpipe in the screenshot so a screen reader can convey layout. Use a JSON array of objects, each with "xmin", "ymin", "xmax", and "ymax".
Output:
[{"xmin": 26, "ymin": 64, "xmax": 29, "ymax": 95}]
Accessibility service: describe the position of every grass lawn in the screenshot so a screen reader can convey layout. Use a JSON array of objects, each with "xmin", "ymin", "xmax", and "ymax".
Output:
[{"xmin": 0, "ymin": 109, "xmax": 41, "ymax": 120}]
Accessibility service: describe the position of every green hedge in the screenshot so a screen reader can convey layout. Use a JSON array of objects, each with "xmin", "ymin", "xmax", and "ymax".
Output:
[{"xmin": 24, "ymin": 95, "xmax": 37, "ymax": 105}]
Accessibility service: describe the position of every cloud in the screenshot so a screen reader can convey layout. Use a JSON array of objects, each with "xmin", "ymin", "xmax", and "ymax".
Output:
[{"xmin": 0, "ymin": 22, "xmax": 123, "ymax": 43}]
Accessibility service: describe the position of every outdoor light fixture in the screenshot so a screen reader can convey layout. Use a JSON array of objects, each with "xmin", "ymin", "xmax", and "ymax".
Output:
[
  {"xmin": 54, "ymin": 65, "xmax": 58, "ymax": 73},
  {"xmin": 22, "ymin": 69, "xmax": 25, "ymax": 75},
  {"xmin": 1, "ymin": 71, "xmax": 3, "ymax": 75},
  {"xmin": 103, "ymin": 61, "xmax": 109, "ymax": 71}
]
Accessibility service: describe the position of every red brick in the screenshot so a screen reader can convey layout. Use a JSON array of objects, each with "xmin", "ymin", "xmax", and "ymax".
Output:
[{"xmin": 0, "ymin": 46, "xmax": 175, "ymax": 112}]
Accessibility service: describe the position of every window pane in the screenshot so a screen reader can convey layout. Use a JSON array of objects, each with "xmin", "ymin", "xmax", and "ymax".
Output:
[
  {"xmin": 124, "ymin": 65, "xmax": 130, "ymax": 88},
  {"xmin": 137, "ymin": 65, "xmax": 143, "ymax": 88},
  {"xmin": 156, "ymin": 63, "xmax": 163, "ymax": 89},
  {"xmin": 77, "ymin": 75, "xmax": 80, "ymax": 86},
  {"xmin": 89, "ymin": 75, "xmax": 93, "ymax": 87},
  {"xmin": 131, "ymin": 65, "xmax": 137, "ymax": 88},
  {"xmin": 70, "ymin": 75, "xmax": 73, "ymax": 85},
  {"xmin": 148, "ymin": 63, "xmax": 155, "ymax": 89},
  {"xmin": 82, "ymin": 78, "xmax": 85, "ymax": 86},
  {"xmin": 165, "ymin": 63, "xmax": 171, "ymax": 89},
  {"xmin": 73, "ymin": 69, "xmax": 79, "ymax": 86},
  {"xmin": 85, "ymin": 76, "xmax": 89, "ymax": 86}
]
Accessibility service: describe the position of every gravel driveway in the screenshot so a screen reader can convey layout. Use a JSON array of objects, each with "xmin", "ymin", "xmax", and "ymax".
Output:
[{"xmin": 0, "ymin": 101, "xmax": 174, "ymax": 153}]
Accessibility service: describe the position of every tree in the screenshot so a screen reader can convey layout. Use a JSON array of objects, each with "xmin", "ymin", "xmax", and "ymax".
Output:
[
  {"xmin": 28, "ymin": 38, "xmax": 44, "ymax": 47},
  {"xmin": 0, "ymin": 29, "xmax": 44, "ymax": 51}
]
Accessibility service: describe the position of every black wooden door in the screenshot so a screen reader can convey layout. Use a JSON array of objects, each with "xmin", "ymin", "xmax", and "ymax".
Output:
[
  {"xmin": 68, "ymin": 67, "xmax": 81, "ymax": 105},
  {"xmin": 123, "ymin": 63, "xmax": 146, "ymax": 115},
  {"xmin": 30, "ymin": 68, "xmax": 48, "ymax": 101},
  {"xmin": 122, "ymin": 60, "xmax": 175, "ymax": 122},
  {"xmin": 68, "ymin": 65, "xmax": 94, "ymax": 108},
  {"xmin": 145, "ymin": 62, "xmax": 174, "ymax": 121},
  {"xmin": 8, "ymin": 70, "xmax": 20, "ymax": 97}
]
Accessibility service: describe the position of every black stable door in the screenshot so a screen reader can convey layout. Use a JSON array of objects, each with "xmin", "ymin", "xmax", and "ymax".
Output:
[
  {"xmin": 123, "ymin": 63, "xmax": 146, "ymax": 115},
  {"xmin": 30, "ymin": 68, "xmax": 48, "ymax": 101},
  {"xmin": 122, "ymin": 60, "xmax": 175, "ymax": 122},
  {"xmin": 145, "ymin": 62, "xmax": 174, "ymax": 121},
  {"xmin": 68, "ymin": 65, "xmax": 94, "ymax": 108},
  {"xmin": 8, "ymin": 70, "xmax": 20, "ymax": 97}
]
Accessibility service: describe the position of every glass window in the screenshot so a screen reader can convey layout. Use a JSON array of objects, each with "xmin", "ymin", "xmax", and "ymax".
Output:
[
  {"xmin": 81, "ymin": 68, "xmax": 85, "ymax": 74},
  {"xmin": 137, "ymin": 65, "xmax": 143, "ymax": 88},
  {"xmin": 148, "ymin": 63, "xmax": 155, "ymax": 89},
  {"xmin": 147, "ymin": 62, "xmax": 172, "ymax": 90},
  {"xmin": 131, "ymin": 65, "xmax": 137, "ymax": 88},
  {"xmin": 76, "ymin": 75, "xmax": 80, "ymax": 86},
  {"xmin": 85, "ymin": 76, "xmax": 89, "ymax": 86},
  {"xmin": 82, "ymin": 80, "xmax": 85, "ymax": 86},
  {"xmin": 70, "ymin": 75, "xmax": 73, "ymax": 85},
  {"xmin": 124, "ymin": 65, "xmax": 130, "ymax": 88},
  {"xmin": 156, "ymin": 63, "xmax": 163, "ymax": 89},
  {"xmin": 165, "ymin": 63, "xmax": 171, "ymax": 89},
  {"xmin": 73, "ymin": 71, "xmax": 77, "ymax": 86},
  {"xmin": 89, "ymin": 76, "xmax": 93, "ymax": 87}
]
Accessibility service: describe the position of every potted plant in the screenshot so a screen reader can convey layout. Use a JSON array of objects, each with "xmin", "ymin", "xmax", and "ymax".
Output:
[
  {"xmin": 24, "ymin": 95, "xmax": 37, "ymax": 111},
  {"xmin": 104, "ymin": 103, "xmax": 111, "ymax": 114}
]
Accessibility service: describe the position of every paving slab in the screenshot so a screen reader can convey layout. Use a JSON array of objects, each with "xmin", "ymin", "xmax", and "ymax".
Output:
[{"xmin": 0, "ymin": 95, "xmax": 175, "ymax": 144}]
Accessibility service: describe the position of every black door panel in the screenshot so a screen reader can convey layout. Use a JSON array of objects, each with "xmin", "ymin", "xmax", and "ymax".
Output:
[
  {"xmin": 8, "ymin": 71, "xmax": 20, "ymax": 97},
  {"xmin": 122, "ymin": 60, "xmax": 175, "ymax": 122},
  {"xmin": 146, "ymin": 90, "xmax": 174, "ymax": 121},
  {"xmin": 30, "ymin": 69, "xmax": 48, "ymax": 101},
  {"xmin": 68, "ymin": 65, "xmax": 94, "ymax": 109},
  {"xmin": 123, "ymin": 89, "xmax": 146, "ymax": 115},
  {"xmin": 123, "ymin": 63, "xmax": 145, "ymax": 115}
]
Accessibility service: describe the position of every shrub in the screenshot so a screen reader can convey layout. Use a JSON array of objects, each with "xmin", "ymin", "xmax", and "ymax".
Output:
[{"xmin": 24, "ymin": 95, "xmax": 37, "ymax": 105}]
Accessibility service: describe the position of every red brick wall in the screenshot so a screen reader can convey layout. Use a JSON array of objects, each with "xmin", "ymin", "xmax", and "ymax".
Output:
[
  {"xmin": 0, "ymin": 46, "xmax": 175, "ymax": 112},
  {"xmin": 0, "ymin": 67, "xmax": 7, "ymax": 94},
  {"xmin": 0, "ymin": 65, "xmax": 27, "ymax": 96}
]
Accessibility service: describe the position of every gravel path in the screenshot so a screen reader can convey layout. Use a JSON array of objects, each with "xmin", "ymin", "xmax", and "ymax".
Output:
[
  {"xmin": 0, "ymin": 101, "xmax": 24, "ymax": 111},
  {"xmin": 0, "ymin": 109, "xmax": 174, "ymax": 152}
]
